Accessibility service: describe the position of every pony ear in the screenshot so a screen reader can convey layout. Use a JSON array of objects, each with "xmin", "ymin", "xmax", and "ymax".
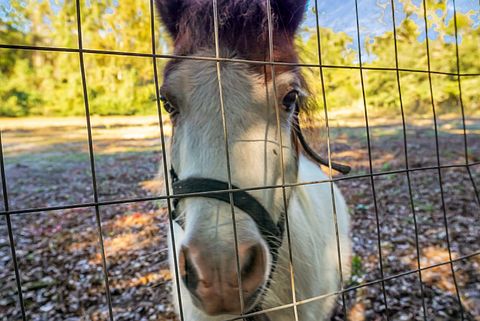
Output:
[
  {"xmin": 155, "ymin": 0, "xmax": 185, "ymax": 38},
  {"xmin": 271, "ymin": 0, "xmax": 307, "ymax": 34}
]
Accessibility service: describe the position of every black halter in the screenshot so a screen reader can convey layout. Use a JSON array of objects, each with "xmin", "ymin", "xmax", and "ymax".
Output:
[
  {"xmin": 171, "ymin": 175, "xmax": 285, "ymax": 254},
  {"xmin": 169, "ymin": 106, "xmax": 350, "ymax": 320},
  {"xmin": 170, "ymin": 168, "xmax": 284, "ymax": 321}
]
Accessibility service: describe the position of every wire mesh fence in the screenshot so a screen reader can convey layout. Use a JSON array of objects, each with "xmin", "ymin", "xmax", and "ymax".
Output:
[{"xmin": 0, "ymin": 0, "xmax": 479, "ymax": 320}]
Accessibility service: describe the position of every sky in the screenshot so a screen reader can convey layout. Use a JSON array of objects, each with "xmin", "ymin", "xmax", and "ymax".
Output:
[
  {"xmin": 305, "ymin": 0, "xmax": 478, "ymax": 35},
  {"xmin": 301, "ymin": 0, "xmax": 479, "ymax": 60}
]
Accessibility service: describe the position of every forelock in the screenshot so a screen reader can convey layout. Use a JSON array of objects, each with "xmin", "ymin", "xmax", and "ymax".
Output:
[{"xmin": 173, "ymin": 0, "xmax": 296, "ymax": 63}]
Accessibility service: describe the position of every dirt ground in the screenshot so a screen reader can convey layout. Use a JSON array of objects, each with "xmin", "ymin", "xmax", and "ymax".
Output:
[{"xmin": 0, "ymin": 114, "xmax": 479, "ymax": 321}]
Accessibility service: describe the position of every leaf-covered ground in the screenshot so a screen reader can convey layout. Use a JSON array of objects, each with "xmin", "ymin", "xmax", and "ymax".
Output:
[{"xmin": 0, "ymin": 115, "xmax": 479, "ymax": 321}]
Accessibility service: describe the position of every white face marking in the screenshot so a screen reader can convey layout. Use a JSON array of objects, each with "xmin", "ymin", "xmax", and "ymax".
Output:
[{"xmin": 164, "ymin": 51, "xmax": 303, "ymax": 302}]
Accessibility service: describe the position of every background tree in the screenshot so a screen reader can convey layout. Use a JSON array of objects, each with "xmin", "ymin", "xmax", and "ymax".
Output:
[{"xmin": 0, "ymin": 0, "xmax": 478, "ymax": 117}]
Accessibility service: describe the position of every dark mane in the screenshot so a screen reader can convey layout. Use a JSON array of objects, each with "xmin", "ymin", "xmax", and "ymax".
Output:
[{"xmin": 158, "ymin": 0, "xmax": 305, "ymax": 64}]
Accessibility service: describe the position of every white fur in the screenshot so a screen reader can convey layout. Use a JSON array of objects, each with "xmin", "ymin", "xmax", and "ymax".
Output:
[
  {"xmin": 162, "ymin": 56, "xmax": 351, "ymax": 321},
  {"xmin": 169, "ymin": 155, "xmax": 351, "ymax": 321}
]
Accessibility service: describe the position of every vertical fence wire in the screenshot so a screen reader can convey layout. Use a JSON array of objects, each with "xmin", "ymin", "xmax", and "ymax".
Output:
[
  {"xmin": 390, "ymin": 0, "xmax": 427, "ymax": 321},
  {"xmin": 452, "ymin": 0, "xmax": 480, "ymax": 207},
  {"xmin": 265, "ymin": 1, "xmax": 300, "ymax": 320},
  {"xmin": 211, "ymin": 0, "xmax": 247, "ymax": 315},
  {"xmin": 388, "ymin": 0, "xmax": 429, "ymax": 319},
  {"xmin": 74, "ymin": 1, "xmax": 114, "ymax": 320},
  {"xmin": 148, "ymin": 1, "xmax": 185, "ymax": 320},
  {"xmin": 421, "ymin": 0, "xmax": 465, "ymax": 318},
  {"xmin": 0, "ymin": 132, "xmax": 26, "ymax": 321},
  {"xmin": 353, "ymin": 0, "xmax": 391, "ymax": 319},
  {"xmin": 312, "ymin": 0, "xmax": 348, "ymax": 319},
  {"xmin": 0, "ymin": 0, "xmax": 478, "ymax": 320}
]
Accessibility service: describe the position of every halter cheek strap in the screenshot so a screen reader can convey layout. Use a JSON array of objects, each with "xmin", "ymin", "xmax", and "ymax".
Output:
[
  {"xmin": 293, "ymin": 105, "xmax": 351, "ymax": 175},
  {"xmin": 168, "ymin": 104, "xmax": 350, "ymax": 320}
]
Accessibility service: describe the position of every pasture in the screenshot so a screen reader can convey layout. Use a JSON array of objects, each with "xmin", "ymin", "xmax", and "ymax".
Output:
[{"xmin": 1, "ymin": 114, "xmax": 478, "ymax": 320}]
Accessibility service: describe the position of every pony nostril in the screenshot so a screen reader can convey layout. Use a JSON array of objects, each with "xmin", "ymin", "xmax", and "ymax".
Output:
[
  {"xmin": 178, "ymin": 242, "xmax": 267, "ymax": 315},
  {"xmin": 239, "ymin": 244, "xmax": 266, "ymax": 294},
  {"xmin": 179, "ymin": 246, "xmax": 199, "ymax": 292},
  {"xmin": 241, "ymin": 245, "xmax": 261, "ymax": 278}
]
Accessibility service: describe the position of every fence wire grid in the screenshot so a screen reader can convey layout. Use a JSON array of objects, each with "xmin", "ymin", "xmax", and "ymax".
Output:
[{"xmin": 0, "ymin": 0, "xmax": 479, "ymax": 321}]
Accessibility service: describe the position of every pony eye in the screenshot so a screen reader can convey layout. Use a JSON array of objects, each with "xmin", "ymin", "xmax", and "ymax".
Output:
[
  {"xmin": 282, "ymin": 90, "xmax": 299, "ymax": 112},
  {"xmin": 160, "ymin": 96, "xmax": 178, "ymax": 115}
]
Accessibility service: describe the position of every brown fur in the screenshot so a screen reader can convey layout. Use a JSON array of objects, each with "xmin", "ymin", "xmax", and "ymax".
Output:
[{"xmin": 158, "ymin": 0, "xmax": 306, "ymax": 79}]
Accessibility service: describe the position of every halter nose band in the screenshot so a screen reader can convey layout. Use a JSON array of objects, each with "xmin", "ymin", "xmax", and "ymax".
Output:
[
  {"xmin": 171, "ymin": 176, "xmax": 285, "ymax": 254},
  {"xmin": 170, "ymin": 170, "xmax": 285, "ymax": 320}
]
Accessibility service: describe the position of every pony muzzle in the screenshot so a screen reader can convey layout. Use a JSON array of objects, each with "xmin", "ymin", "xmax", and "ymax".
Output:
[{"xmin": 178, "ymin": 242, "xmax": 268, "ymax": 315}]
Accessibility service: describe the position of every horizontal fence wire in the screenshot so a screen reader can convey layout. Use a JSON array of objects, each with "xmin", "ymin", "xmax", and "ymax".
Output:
[
  {"xmin": 223, "ymin": 250, "xmax": 480, "ymax": 321},
  {"xmin": 1, "ymin": 162, "xmax": 478, "ymax": 217},
  {"xmin": 452, "ymin": 0, "xmax": 480, "ymax": 208},
  {"xmin": 0, "ymin": 43, "xmax": 479, "ymax": 77},
  {"xmin": 0, "ymin": 0, "xmax": 479, "ymax": 320}
]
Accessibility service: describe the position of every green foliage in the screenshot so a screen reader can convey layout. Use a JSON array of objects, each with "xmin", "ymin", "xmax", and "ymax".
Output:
[
  {"xmin": 349, "ymin": 255, "xmax": 364, "ymax": 286},
  {"xmin": 295, "ymin": 0, "xmax": 479, "ymax": 116},
  {"xmin": 0, "ymin": 0, "xmax": 478, "ymax": 117},
  {"xmin": 296, "ymin": 27, "xmax": 361, "ymax": 111},
  {"xmin": 0, "ymin": 0, "xmax": 162, "ymax": 117}
]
